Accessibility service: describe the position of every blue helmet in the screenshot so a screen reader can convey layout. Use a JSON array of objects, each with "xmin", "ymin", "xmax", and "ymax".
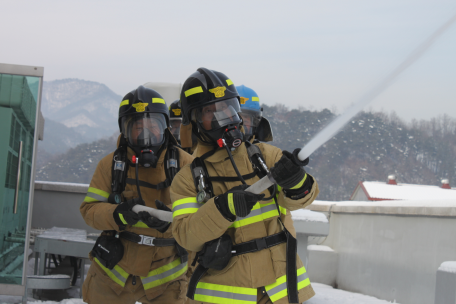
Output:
[{"xmin": 236, "ymin": 85, "xmax": 262, "ymax": 139}]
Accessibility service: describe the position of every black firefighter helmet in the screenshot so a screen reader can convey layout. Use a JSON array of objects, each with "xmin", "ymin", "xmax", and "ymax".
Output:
[
  {"xmin": 118, "ymin": 85, "xmax": 171, "ymax": 167},
  {"xmin": 180, "ymin": 68, "xmax": 243, "ymax": 149}
]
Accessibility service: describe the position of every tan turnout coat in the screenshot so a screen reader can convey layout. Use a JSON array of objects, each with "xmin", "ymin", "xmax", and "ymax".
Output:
[
  {"xmin": 170, "ymin": 141, "xmax": 319, "ymax": 304},
  {"xmin": 80, "ymin": 140, "xmax": 194, "ymax": 301}
]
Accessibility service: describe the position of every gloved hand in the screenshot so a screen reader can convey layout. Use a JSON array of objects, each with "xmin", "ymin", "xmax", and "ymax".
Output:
[
  {"xmin": 214, "ymin": 184, "xmax": 265, "ymax": 220},
  {"xmin": 137, "ymin": 200, "xmax": 171, "ymax": 233},
  {"xmin": 113, "ymin": 198, "xmax": 143, "ymax": 228},
  {"xmin": 271, "ymin": 148, "xmax": 312, "ymax": 198}
]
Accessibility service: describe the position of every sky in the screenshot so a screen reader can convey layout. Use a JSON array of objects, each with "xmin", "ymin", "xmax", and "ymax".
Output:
[{"xmin": 1, "ymin": 0, "xmax": 455, "ymax": 122}]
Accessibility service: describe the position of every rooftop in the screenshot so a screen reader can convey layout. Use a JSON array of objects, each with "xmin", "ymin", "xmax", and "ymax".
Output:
[{"xmin": 351, "ymin": 180, "xmax": 456, "ymax": 201}]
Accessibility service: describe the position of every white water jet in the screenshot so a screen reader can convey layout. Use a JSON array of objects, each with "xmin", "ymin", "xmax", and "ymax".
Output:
[{"xmin": 297, "ymin": 12, "xmax": 456, "ymax": 161}]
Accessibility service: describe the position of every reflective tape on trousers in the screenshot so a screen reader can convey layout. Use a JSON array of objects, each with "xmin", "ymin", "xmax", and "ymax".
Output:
[
  {"xmin": 141, "ymin": 258, "xmax": 188, "ymax": 290},
  {"xmin": 194, "ymin": 282, "xmax": 257, "ymax": 304}
]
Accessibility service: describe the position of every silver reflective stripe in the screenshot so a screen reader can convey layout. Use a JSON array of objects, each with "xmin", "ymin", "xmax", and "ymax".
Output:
[
  {"xmin": 111, "ymin": 268, "xmax": 128, "ymax": 285},
  {"xmin": 236, "ymin": 203, "xmax": 277, "ymax": 220},
  {"xmin": 141, "ymin": 260, "xmax": 187, "ymax": 285},
  {"xmin": 195, "ymin": 288, "xmax": 257, "ymax": 302},
  {"xmin": 172, "ymin": 203, "xmax": 202, "ymax": 212},
  {"xmin": 86, "ymin": 191, "xmax": 108, "ymax": 202},
  {"xmin": 266, "ymin": 272, "xmax": 309, "ymax": 297}
]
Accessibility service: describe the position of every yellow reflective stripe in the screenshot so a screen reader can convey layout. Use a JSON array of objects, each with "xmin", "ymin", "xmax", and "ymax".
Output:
[
  {"xmin": 226, "ymin": 79, "xmax": 234, "ymax": 86},
  {"xmin": 88, "ymin": 187, "xmax": 110, "ymax": 198},
  {"xmin": 279, "ymin": 205, "xmax": 287, "ymax": 215},
  {"xmin": 172, "ymin": 197, "xmax": 198, "ymax": 208},
  {"xmin": 173, "ymin": 208, "xmax": 199, "ymax": 218},
  {"xmin": 119, "ymin": 99, "xmax": 129, "ymax": 107},
  {"xmin": 265, "ymin": 266, "xmax": 310, "ymax": 302},
  {"xmin": 83, "ymin": 196, "xmax": 98, "ymax": 203},
  {"xmin": 141, "ymin": 258, "xmax": 188, "ymax": 289},
  {"xmin": 290, "ymin": 174, "xmax": 307, "ymax": 190},
  {"xmin": 251, "ymin": 97, "xmax": 259, "ymax": 102},
  {"xmin": 229, "ymin": 201, "xmax": 279, "ymax": 228},
  {"xmin": 194, "ymin": 282, "xmax": 257, "ymax": 304},
  {"xmin": 228, "ymin": 193, "xmax": 235, "ymax": 215},
  {"xmin": 184, "ymin": 86, "xmax": 203, "ymax": 97},
  {"xmin": 172, "ymin": 197, "xmax": 201, "ymax": 218},
  {"xmin": 118, "ymin": 213, "xmax": 128, "ymax": 225},
  {"xmin": 152, "ymin": 98, "xmax": 165, "ymax": 104},
  {"xmin": 277, "ymin": 185, "xmax": 282, "ymax": 192},
  {"xmin": 94, "ymin": 258, "xmax": 128, "ymax": 287},
  {"xmin": 132, "ymin": 221, "xmax": 149, "ymax": 228}
]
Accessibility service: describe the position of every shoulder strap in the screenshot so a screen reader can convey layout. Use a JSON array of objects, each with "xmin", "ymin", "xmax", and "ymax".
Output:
[
  {"xmin": 110, "ymin": 137, "xmax": 129, "ymax": 204},
  {"xmin": 165, "ymin": 143, "xmax": 180, "ymax": 182}
]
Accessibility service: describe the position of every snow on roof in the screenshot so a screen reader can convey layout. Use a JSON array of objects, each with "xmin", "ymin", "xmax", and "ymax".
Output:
[
  {"xmin": 361, "ymin": 181, "xmax": 456, "ymax": 200},
  {"xmin": 291, "ymin": 209, "xmax": 328, "ymax": 223},
  {"xmin": 438, "ymin": 261, "xmax": 456, "ymax": 274},
  {"xmin": 308, "ymin": 245, "xmax": 334, "ymax": 252}
]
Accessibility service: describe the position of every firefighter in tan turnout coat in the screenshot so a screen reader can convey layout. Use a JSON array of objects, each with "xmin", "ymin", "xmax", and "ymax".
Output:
[
  {"xmin": 170, "ymin": 68, "xmax": 320, "ymax": 304},
  {"xmin": 80, "ymin": 86, "xmax": 193, "ymax": 304}
]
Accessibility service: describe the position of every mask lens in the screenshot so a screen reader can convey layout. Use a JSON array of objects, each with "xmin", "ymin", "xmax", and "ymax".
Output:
[
  {"xmin": 122, "ymin": 113, "xmax": 166, "ymax": 147},
  {"xmin": 193, "ymin": 98, "xmax": 241, "ymax": 131},
  {"xmin": 170, "ymin": 118, "xmax": 182, "ymax": 140}
]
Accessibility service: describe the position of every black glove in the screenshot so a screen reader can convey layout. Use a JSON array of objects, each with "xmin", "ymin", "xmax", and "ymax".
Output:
[
  {"xmin": 137, "ymin": 200, "xmax": 171, "ymax": 233},
  {"xmin": 271, "ymin": 148, "xmax": 313, "ymax": 197},
  {"xmin": 113, "ymin": 198, "xmax": 142, "ymax": 228},
  {"xmin": 214, "ymin": 184, "xmax": 265, "ymax": 220}
]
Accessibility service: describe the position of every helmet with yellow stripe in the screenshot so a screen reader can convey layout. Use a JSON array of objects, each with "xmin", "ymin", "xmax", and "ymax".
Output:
[
  {"xmin": 236, "ymin": 85, "xmax": 262, "ymax": 140},
  {"xmin": 169, "ymin": 99, "xmax": 182, "ymax": 141},
  {"xmin": 180, "ymin": 68, "xmax": 243, "ymax": 148},
  {"xmin": 118, "ymin": 86, "xmax": 170, "ymax": 163}
]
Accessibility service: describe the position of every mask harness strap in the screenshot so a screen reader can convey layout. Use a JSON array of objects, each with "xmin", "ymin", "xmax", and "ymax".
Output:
[{"xmin": 131, "ymin": 155, "xmax": 144, "ymax": 203}]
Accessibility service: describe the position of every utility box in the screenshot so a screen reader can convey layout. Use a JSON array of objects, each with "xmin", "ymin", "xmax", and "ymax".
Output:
[{"xmin": 0, "ymin": 63, "xmax": 44, "ymax": 296}]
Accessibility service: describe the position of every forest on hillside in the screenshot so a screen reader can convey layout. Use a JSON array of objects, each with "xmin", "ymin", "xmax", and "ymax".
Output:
[{"xmin": 36, "ymin": 106, "xmax": 456, "ymax": 201}]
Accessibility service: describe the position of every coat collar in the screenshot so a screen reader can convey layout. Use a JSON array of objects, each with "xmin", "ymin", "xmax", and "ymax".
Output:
[{"xmin": 195, "ymin": 138, "xmax": 247, "ymax": 164}]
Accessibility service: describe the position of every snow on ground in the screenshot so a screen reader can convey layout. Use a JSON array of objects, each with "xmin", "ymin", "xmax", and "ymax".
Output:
[{"xmin": 1, "ymin": 283, "xmax": 399, "ymax": 304}]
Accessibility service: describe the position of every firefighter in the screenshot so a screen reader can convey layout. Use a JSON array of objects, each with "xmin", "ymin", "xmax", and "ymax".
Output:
[
  {"xmin": 236, "ymin": 85, "xmax": 273, "ymax": 143},
  {"xmin": 80, "ymin": 86, "xmax": 194, "ymax": 304},
  {"xmin": 169, "ymin": 99, "xmax": 183, "ymax": 144},
  {"xmin": 170, "ymin": 68, "xmax": 319, "ymax": 304}
]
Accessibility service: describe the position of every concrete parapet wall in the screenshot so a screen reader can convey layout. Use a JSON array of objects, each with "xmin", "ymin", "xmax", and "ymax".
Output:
[
  {"xmin": 32, "ymin": 181, "xmax": 99, "ymax": 233},
  {"xmin": 306, "ymin": 199, "xmax": 456, "ymax": 304}
]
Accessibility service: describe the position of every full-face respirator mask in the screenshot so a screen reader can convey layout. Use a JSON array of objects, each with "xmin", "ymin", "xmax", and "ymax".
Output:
[
  {"xmin": 120, "ymin": 113, "xmax": 167, "ymax": 168},
  {"xmin": 192, "ymin": 98, "xmax": 244, "ymax": 150}
]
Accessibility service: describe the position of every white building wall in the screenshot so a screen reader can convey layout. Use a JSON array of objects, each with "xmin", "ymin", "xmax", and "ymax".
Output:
[{"xmin": 307, "ymin": 200, "xmax": 456, "ymax": 304}]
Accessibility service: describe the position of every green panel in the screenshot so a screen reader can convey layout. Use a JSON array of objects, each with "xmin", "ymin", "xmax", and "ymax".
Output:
[
  {"xmin": 0, "ymin": 73, "xmax": 39, "ymax": 285},
  {"xmin": 0, "ymin": 74, "xmax": 37, "ymax": 130}
]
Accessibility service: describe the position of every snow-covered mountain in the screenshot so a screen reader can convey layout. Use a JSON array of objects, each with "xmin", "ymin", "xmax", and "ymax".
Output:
[{"xmin": 40, "ymin": 79, "xmax": 122, "ymax": 154}]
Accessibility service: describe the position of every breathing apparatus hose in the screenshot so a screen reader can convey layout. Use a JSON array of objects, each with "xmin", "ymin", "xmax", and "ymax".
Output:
[
  {"xmin": 223, "ymin": 144, "xmax": 246, "ymax": 185},
  {"xmin": 133, "ymin": 156, "xmax": 144, "ymax": 203}
]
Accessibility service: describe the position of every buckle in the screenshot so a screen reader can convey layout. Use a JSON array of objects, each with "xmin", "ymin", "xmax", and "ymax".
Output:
[
  {"xmin": 255, "ymin": 237, "xmax": 267, "ymax": 251},
  {"xmin": 138, "ymin": 235, "xmax": 155, "ymax": 246},
  {"xmin": 167, "ymin": 159, "xmax": 178, "ymax": 169}
]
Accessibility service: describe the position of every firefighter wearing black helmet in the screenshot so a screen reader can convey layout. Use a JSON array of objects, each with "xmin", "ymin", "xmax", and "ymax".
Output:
[
  {"xmin": 170, "ymin": 68, "xmax": 320, "ymax": 304},
  {"xmin": 80, "ymin": 86, "xmax": 194, "ymax": 304},
  {"xmin": 169, "ymin": 99, "xmax": 183, "ymax": 143}
]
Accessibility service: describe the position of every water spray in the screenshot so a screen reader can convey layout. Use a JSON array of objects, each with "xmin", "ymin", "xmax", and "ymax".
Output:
[
  {"xmin": 133, "ymin": 12, "xmax": 456, "ymax": 221},
  {"xmin": 246, "ymin": 12, "xmax": 456, "ymax": 195}
]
